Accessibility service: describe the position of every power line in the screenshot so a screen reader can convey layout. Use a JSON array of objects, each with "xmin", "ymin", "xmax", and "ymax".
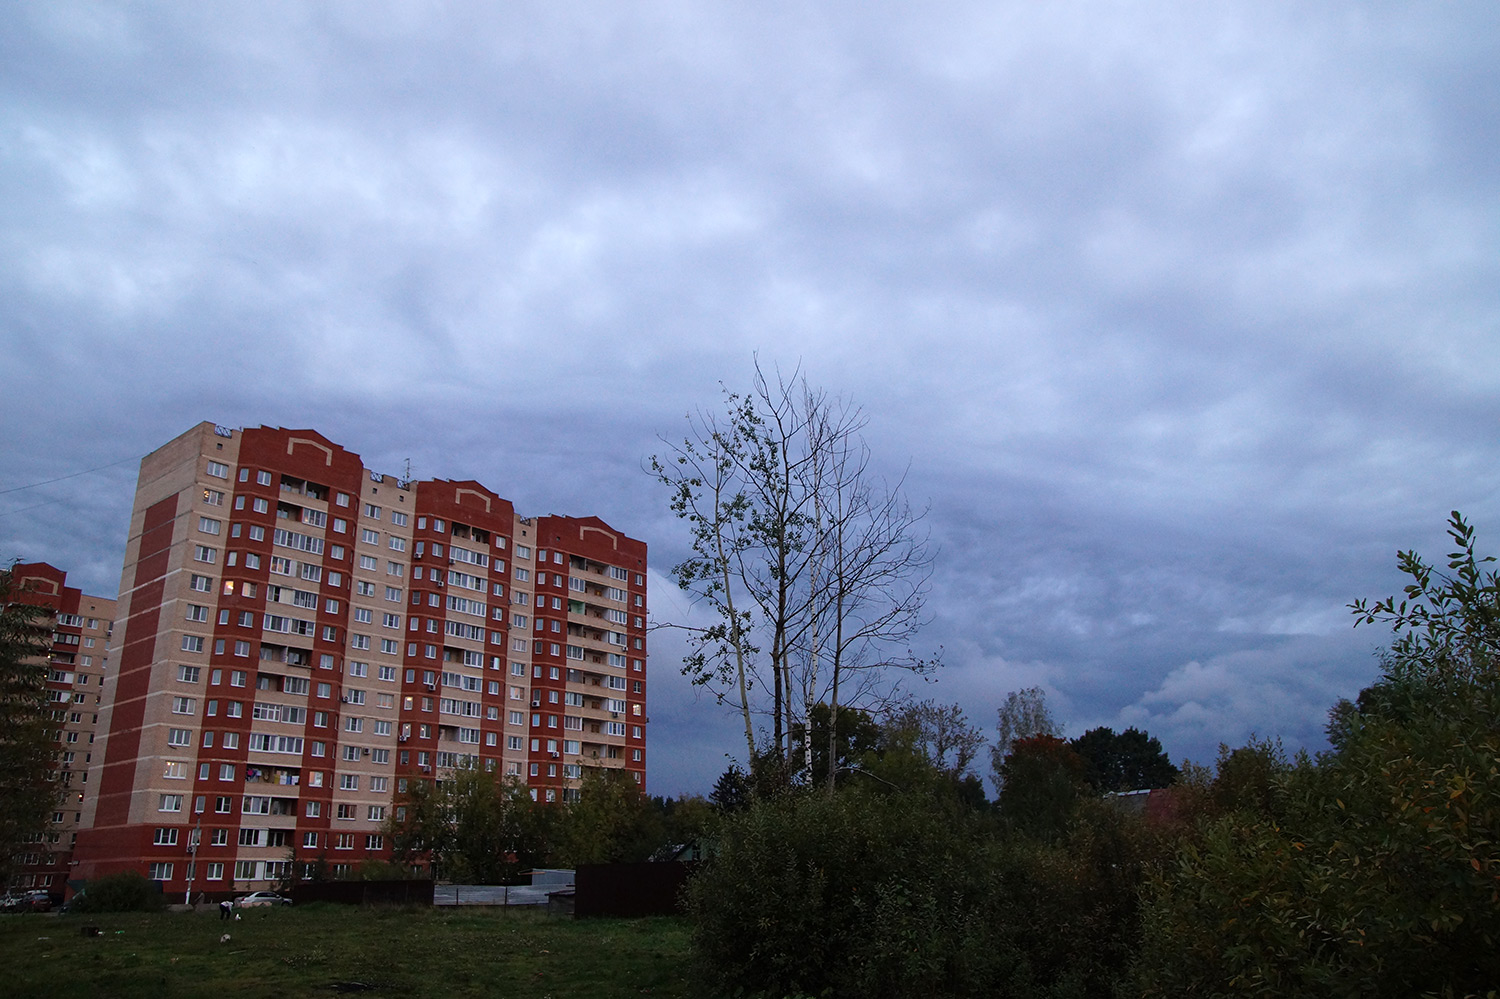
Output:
[{"xmin": 0, "ymin": 454, "xmax": 140, "ymax": 496}]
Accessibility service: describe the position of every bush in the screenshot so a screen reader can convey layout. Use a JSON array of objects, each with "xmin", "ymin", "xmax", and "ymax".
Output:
[
  {"xmin": 687, "ymin": 785, "xmax": 1168, "ymax": 998},
  {"xmin": 69, "ymin": 871, "xmax": 167, "ymax": 913},
  {"xmin": 1133, "ymin": 672, "xmax": 1500, "ymax": 997}
]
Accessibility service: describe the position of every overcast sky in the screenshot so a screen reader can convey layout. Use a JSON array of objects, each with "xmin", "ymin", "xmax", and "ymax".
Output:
[{"xmin": 4, "ymin": 2, "xmax": 1498, "ymax": 797}]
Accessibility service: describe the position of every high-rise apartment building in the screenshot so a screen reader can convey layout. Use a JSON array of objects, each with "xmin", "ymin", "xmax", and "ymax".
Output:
[
  {"xmin": 5, "ymin": 562, "xmax": 116, "ymax": 893},
  {"xmin": 73, "ymin": 423, "xmax": 647, "ymax": 893}
]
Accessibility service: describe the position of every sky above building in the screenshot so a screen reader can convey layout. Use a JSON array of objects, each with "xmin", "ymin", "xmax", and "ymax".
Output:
[{"xmin": 3, "ymin": 2, "xmax": 1498, "ymax": 797}]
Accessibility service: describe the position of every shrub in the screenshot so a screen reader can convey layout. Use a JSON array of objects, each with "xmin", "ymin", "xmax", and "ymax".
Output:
[
  {"xmin": 687, "ymin": 785, "xmax": 1168, "ymax": 998},
  {"xmin": 70, "ymin": 871, "xmax": 166, "ymax": 913}
]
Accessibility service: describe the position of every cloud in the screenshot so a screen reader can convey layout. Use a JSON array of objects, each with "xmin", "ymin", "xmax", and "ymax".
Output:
[{"xmin": 3, "ymin": 1, "xmax": 1499, "ymax": 794}]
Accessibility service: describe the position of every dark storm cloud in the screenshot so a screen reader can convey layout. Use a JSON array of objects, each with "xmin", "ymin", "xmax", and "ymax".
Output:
[{"xmin": 3, "ymin": 1, "xmax": 1499, "ymax": 794}]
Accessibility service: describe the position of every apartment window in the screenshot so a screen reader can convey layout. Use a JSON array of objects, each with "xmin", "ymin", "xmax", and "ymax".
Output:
[
  {"xmin": 361, "ymin": 528, "xmax": 379, "ymax": 545},
  {"xmin": 199, "ymin": 516, "xmax": 222, "ymax": 536},
  {"xmin": 387, "ymin": 561, "xmax": 403, "ymax": 577},
  {"xmin": 303, "ymin": 832, "xmax": 319, "ymax": 849},
  {"xmin": 364, "ymin": 504, "xmax": 381, "ymax": 519},
  {"xmin": 359, "ymin": 555, "xmax": 378, "ymax": 571},
  {"xmin": 147, "ymin": 862, "xmax": 174, "ymax": 881},
  {"xmin": 306, "ymin": 802, "xmax": 322, "ymax": 818},
  {"xmin": 158, "ymin": 795, "xmax": 182, "ymax": 813},
  {"xmin": 336, "ymin": 806, "xmax": 356, "ymax": 822},
  {"xmin": 382, "ymin": 613, "xmax": 400, "ymax": 628},
  {"xmin": 190, "ymin": 574, "xmax": 213, "ymax": 593},
  {"xmin": 177, "ymin": 665, "xmax": 201, "ymax": 683},
  {"xmin": 163, "ymin": 761, "xmax": 187, "ymax": 780},
  {"xmin": 390, "ymin": 512, "xmax": 407, "ymax": 527},
  {"xmin": 206, "ymin": 460, "xmax": 229, "ymax": 479},
  {"xmin": 153, "ymin": 827, "xmax": 179, "ymax": 846},
  {"xmin": 171, "ymin": 696, "xmax": 196, "ymax": 715},
  {"xmin": 351, "ymin": 634, "xmax": 370, "ymax": 650},
  {"xmin": 215, "ymin": 795, "xmax": 232, "ymax": 813},
  {"xmin": 340, "ymin": 774, "xmax": 359, "ymax": 791},
  {"xmin": 206, "ymin": 862, "xmax": 224, "ymax": 880},
  {"xmin": 193, "ymin": 545, "xmax": 216, "ymax": 564}
]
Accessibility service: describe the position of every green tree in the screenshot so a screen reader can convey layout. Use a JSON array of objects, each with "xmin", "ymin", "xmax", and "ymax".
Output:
[
  {"xmin": 1068, "ymin": 726, "xmax": 1178, "ymax": 793},
  {"xmin": 788, "ymin": 702, "xmax": 882, "ymax": 787},
  {"xmin": 989, "ymin": 686, "xmax": 1061, "ymax": 794},
  {"xmin": 1134, "ymin": 514, "xmax": 1500, "ymax": 996},
  {"xmin": 996, "ymin": 735, "xmax": 1089, "ymax": 841},
  {"xmin": 552, "ymin": 768, "xmax": 663, "ymax": 866},
  {"xmin": 0, "ymin": 566, "xmax": 57, "ymax": 888},
  {"xmin": 884, "ymin": 698, "xmax": 987, "ymax": 779},
  {"xmin": 651, "ymin": 363, "xmax": 934, "ymax": 788},
  {"xmin": 1351, "ymin": 510, "xmax": 1499, "ymax": 686},
  {"xmin": 387, "ymin": 765, "xmax": 548, "ymax": 883}
]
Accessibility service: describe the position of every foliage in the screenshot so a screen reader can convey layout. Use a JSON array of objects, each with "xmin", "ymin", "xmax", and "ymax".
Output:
[
  {"xmin": 883, "ymin": 698, "xmax": 987, "ymax": 778},
  {"xmin": 788, "ymin": 702, "xmax": 882, "ymax": 786},
  {"xmin": 386, "ymin": 765, "xmax": 549, "ymax": 883},
  {"xmin": 552, "ymin": 768, "xmax": 662, "ymax": 866},
  {"xmin": 1069, "ymin": 726, "xmax": 1179, "ymax": 793},
  {"xmin": 989, "ymin": 686, "xmax": 1061, "ymax": 792},
  {"xmin": 1351, "ymin": 510, "xmax": 1499, "ymax": 687},
  {"xmin": 709, "ymin": 763, "xmax": 752, "ymax": 812},
  {"xmin": 651, "ymin": 363, "xmax": 934, "ymax": 784},
  {"xmin": 996, "ymin": 735, "xmax": 1090, "ymax": 841},
  {"xmin": 0, "ymin": 566, "xmax": 57, "ymax": 887},
  {"xmin": 69, "ymin": 871, "xmax": 166, "ymax": 914},
  {"xmin": 1135, "ymin": 687, "xmax": 1500, "ymax": 997},
  {"xmin": 687, "ymin": 778, "xmax": 1169, "ymax": 999},
  {"xmin": 1134, "ymin": 514, "xmax": 1500, "ymax": 997}
]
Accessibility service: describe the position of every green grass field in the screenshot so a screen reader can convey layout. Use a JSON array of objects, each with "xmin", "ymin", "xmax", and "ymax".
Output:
[{"xmin": 0, "ymin": 906, "xmax": 697, "ymax": 999}]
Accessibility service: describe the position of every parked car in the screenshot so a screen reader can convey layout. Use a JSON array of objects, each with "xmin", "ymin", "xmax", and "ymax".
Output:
[
  {"xmin": 234, "ymin": 891, "xmax": 292, "ymax": 907},
  {"xmin": 24, "ymin": 890, "xmax": 56, "ymax": 912},
  {"xmin": 0, "ymin": 893, "xmax": 27, "ymax": 913}
]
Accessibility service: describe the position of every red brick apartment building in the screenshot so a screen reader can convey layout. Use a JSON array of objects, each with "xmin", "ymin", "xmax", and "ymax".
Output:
[
  {"xmin": 6, "ymin": 563, "xmax": 116, "ymax": 893},
  {"xmin": 72, "ymin": 423, "xmax": 647, "ymax": 895}
]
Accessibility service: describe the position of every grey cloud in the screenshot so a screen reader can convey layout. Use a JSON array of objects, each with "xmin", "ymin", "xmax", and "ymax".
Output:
[{"xmin": 4, "ymin": 1, "xmax": 1499, "ymax": 792}]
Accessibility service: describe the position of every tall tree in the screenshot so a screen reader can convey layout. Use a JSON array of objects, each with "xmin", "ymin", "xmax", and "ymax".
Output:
[
  {"xmin": 883, "ymin": 699, "xmax": 986, "ymax": 778},
  {"xmin": 387, "ymin": 765, "xmax": 548, "ymax": 883},
  {"xmin": 995, "ymin": 734, "xmax": 1089, "ymax": 841},
  {"xmin": 988, "ymin": 686, "xmax": 1061, "ymax": 793},
  {"xmin": 1068, "ymin": 726, "xmax": 1178, "ymax": 793},
  {"xmin": 0, "ymin": 566, "xmax": 57, "ymax": 888},
  {"xmin": 653, "ymin": 362, "xmax": 934, "ymax": 788},
  {"xmin": 552, "ymin": 768, "xmax": 663, "ymax": 865}
]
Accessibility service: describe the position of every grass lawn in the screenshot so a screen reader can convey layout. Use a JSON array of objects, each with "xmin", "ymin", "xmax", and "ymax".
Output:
[{"xmin": 0, "ymin": 905, "xmax": 697, "ymax": 999}]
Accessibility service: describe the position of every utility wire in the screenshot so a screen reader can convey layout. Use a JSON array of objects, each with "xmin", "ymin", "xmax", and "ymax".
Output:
[{"xmin": 0, "ymin": 454, "xmax": 139, "ymax": 496}]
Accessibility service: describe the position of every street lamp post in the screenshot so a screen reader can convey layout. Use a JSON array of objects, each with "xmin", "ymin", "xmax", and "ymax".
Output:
[{"xmin": 183, "ymin": 823, "xmax": 201, "ymax": 906}]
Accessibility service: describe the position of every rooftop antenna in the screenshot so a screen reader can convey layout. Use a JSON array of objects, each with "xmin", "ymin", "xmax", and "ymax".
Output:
[{"xmin": 400, "ymin": 458, "xmax": 412, "ymax": 488}]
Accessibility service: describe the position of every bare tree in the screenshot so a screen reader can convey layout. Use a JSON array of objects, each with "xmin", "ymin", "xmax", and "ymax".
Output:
[{"xmin": 652, "ymin": 362, "xmax": 935, "ymax": 787}]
